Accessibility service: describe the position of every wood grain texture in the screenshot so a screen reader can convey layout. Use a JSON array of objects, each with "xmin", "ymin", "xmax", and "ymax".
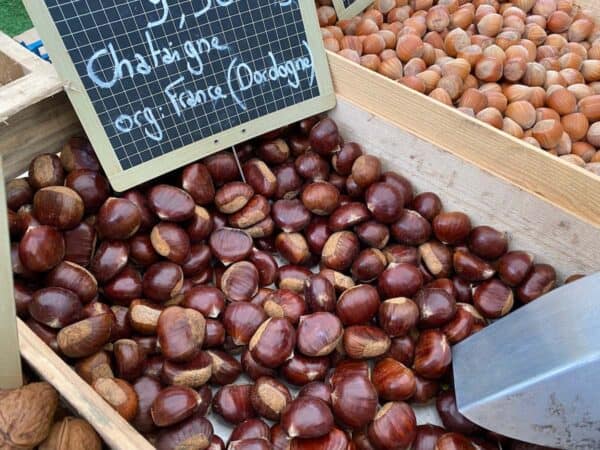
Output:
[
  {"xmin": 0, "ymin": 162, "xmax": 22, "ymax": 389},
  {"xmin": 330, "ymin": 98, "xmax": 600, "ymax": 279},
  {"xmin": 328, "ymin": 52, "xmax": 600, "ymax": 228},
  {"xmin": 17, "ymin": 320, "xmax": 153, "ymax": 450},
  {"xmin": 578, "ymin": 0, "xmax": 600, "ymax": 17}
]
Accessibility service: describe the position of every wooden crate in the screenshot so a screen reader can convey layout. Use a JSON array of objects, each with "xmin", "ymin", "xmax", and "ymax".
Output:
[
  {"xmin": 3, "ymin": 95, "xmax": 599, "ymax": 449},
  {"xmin": 0, "ymin": 31, "xmax": 82, "ymax": 180},
  {"xmin": 327, "ymin": 0, "xmax": 600, "ymax": 228}
]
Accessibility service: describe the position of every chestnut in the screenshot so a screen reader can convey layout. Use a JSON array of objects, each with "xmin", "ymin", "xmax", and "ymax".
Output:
[
  {"xmin": 96, "ymin": 197, "xmax": 141, "ymax": 240},
  {"xmin": 242, "ymin": 349, "xmax": 277, "ymax": 380},
  {"xmin": 92, "ymin": 377, "xmax": 138, "ymax": 422},
  {"xmin": 258, "ymin": 139, "xmax": 289, "ymax": 164},
  {"xmin": 157, "ymin": 306, "xmax": 205, "ymax": 362},
  {"xmin": 26, "ymin": 318, "xmax": 59, "ymax": 353},
  {"xmin": 329, "ymin": 360, "xmax": 371, "ymax": 388},
  {"xmin": 123, "ymin": 190, "xmax": 157, "ymax": 232},
  {"xmin": 128, "ymin": 299, "xmax": 163, "ymax": 335},
  {"xmin": 63, "ymin": 222, "xmax": 96, "ymax": 267},
  {"xmin": 142, "ymin": 261, "xmax": 184, "ymax": 302},
  {"xmin": 186, "ymin": 206, "xmax": 214, "ymax": 243},
  {"xmin": 378, "ymin": 263, "xmax": 424, "ymax": 299},
  {"xmin": 220, "ymin": 261, "xmax": 259, "ymax": 302},
  {"xmin": 103, "ymin": 265, "xmax": 143, "ymax": 305},
  {"xmin": 46, "ymin": 261, "xmax": 97, "ymax": 304},
  {"xmin": 243, "ymin": 159, "xmax": 278, "ymax": 198},
  {"xmin": 498, "ymin": 251, "xmax": 534, "ymax": 286},
  {"xmin": 290, "ymin": 428, "xmax": 349, "ymax": 450},
  {"xmin": 251, "ymin": 376, "xmax": 292, "ymax": 421},
  {"xmin": 114, "ymin": 338, "xmax": 145, "ymax": 381},
  {"xmin": 304, "ymin": 274, "xmax": 336, "ymax": 313},
  {"xmin": 57, "ymin": 313, "xmax": 112, "ymax": 358},
  {"xmin": 132, "ymin": 376, "xmax": 162, "ymax": 433},
  {"xmin": 13, "ymin": 281, "xmax": 34, "ymax": 317},
  {"xmin": 352, "ymin": 155, "xmax": 381, "ymax": 188},
  {"xmin": 204, "ymin": 319, "xmax": 226, "ymax": 348},
  {"xmin": 230, "ymin": 418, "xmax": 271, "ymax": 442},
  {"xmin": 150, "ymin": 222, "xmax": 191, "ymax": 264},
  {"xmin": 182, "ymin": 286, "xmax": 225, "ymax": 319},
  {"xmin": 441, "ymin": 304, "xmax": 475, "ymax": 344},
  {"xmin": 372, "ymin": 358, "xmax": 417, "ymax": 401},
  {"xmin": 148, "ymin": 184, "xmax": 195, "ymax": 222},
  {"xmin": 6, "ymin": 178, "xmax": 33, "ymax": 211},
  {"xmin": 419, "ymin": 241, "xmax": 453, "ymax": 278},
  {"xmin": 322, "ymin": 231, "xmax": 360, "ymax": 271},
  {"xmin": 272, "ymin": 199, "xmax": 312, "ymax": 233},
  {"xmin": 75, "ymin": 351, "xmax": 114, "ymax": 385},
  {"xmin": 214, "ymin": 182, "xmax": 254, "ymax": 214},
  {"xmin": 209, "ymin": 227, "xmax": 253, "ymax": 265},
  {"xmin": 413, "ymin": 424, "xmax": 445, "ymax": 450},
  {"xmin": 246, "ymin": 216, "xmax": 275, "ymax": 239},
  {"xmin": 378, "ymin": 297, "xmax": 419, "ymax": 337},
  {"xmin": 281, "ymin": 397, "xmax": 334, "ymax": 439},
  {"xmin": 207, "ymin": 350, "xmax": 242, "ymax": 385},
  {"xmin": 295, "ymin": 151, "xmax": 329, "ymax": 181},
  {"xmin": 111, "ymin": 305, "xmax": 133, "ymax": 341},
  {"xmin": 310, "ymin": 118, "xmax": 339, "ymax": 156},
  {"xmin": 355, "ymin": 220, "xmax": 390, "ymax": 249},
  {"xmin": 453, "ymin": 249, "xmax": 495, "ymax": 282},
  {"xmin": 208, "ymin": 435, "xmax": 226, "ymax": 450},
  {"xmin": 391, "ymin": 210, "xmax": 432, "ymax": 245},
  {"xmin": 181, "ymin": 162, "xmax": 215, "ymax": 205},
  {"xmin": 414, "ymin": 288, "xmax": 457, "ymax": 328},
  {"xmin": 229, "ymin": 195, "xmax": 271, "ymax": 229},
  {"xmin": 228, "ymin": 438, "xmax": 271, "ymax": 450},
  {"xmin": 351, "ymin": 248, "xmax": 387, "ymax": 282},
  {"xmin": 281, "ymin": 354, "xmax": 329, "ymax": 386},
  {"xmin": 65, "ymin": 169, "xmax": 111, "ymax": 213},
  {"xmin": 298, "ymin": 382, "xmax": 332, "ymax": 405},
  {"xmin": 204, "ymin": 151, "xmax": 241, "ymax": 185},
  {"xmin": 366, "ymin": 182, "xmax": 405, "ymax": 223},
  {"xmin": 319, "ymin": 268, "xmax": 355, "ymax": 293},
  {"xmin": 28, "ymin": 153, "xmax": 64, "ymax": 189},
  {"xmin": 271, "ymin": 425, "xmax": 292, "ymax": 450},
  {"xmin": 367, "ymin": 402, "xmax": 417, "ymax": 450},
  {"xmin": 411, "ymin": 192, "xmax": 443, "ymax": 222},
  {"xmin": 151, "ymin": 385, "xmax": 202, "ymax": 427},
  {"xmin": 275, "ymin": 232, "xmax": 311, "ymax": 265},
  {"xmin": 332, "ymin": 142, "xmax": 363, "ymax": 175},
  {"xmin": 343, "ymin": 325, "xmax": 391, "ymax": 359},
  {"xmin": 331, "ymin": 374, "xmax": 378, "ymax": 429},
  {"xmin": 297, "ymin": 312, "xmax": 343, "ymax": 357},
  {"xmin": 19, "ymin": 225, "xmax": 65, "ymax": 272},
  {"xmin": 436, "ymin": 390, "xmax": 481, "ymax": 435},
  {"xmin": 263, "ymin": 289, "xmax": 306, "ymax": 325},
  {"xmin": 381, "ymin": 172, "xmax": 413, "ymax": 205},
  {"xmin": 249, "ymin": 318, "xmax": 296, "ymax": 368},
  {"xmin": 213, "ymin": 384, "xmax": 256, "ymax": 424},
  {"xmin": 387, "ymin": 336, "xmax": 416, "ymax": 367},
  {"xmin": 223, "ymin": 302, "xmax": 267, "ymax": 346},
  {"xmin": 336, "ymin": 284, "xmax": 380, "ymax": 326},
  {"xmin": 32, "ymin": 186, "xmax": 84, "ymax": 230},
  {"xmin": 301, "ymin": 182, "xmax": 340, "ymax": 216},
  {"xmin": 433, "ymin": 212, "xmax": 471, "ymax": 245},
  {"xmin": 414, "ymin": 329, "xmax": 452, "ymax": 380},
  {"xmin": 328, "ymin": 202, "xmax": 371, "ymax": 232},
  {"xmin": 473, "ymin": 279, "xmax": 514, "ymax": 318},
  {"xmin": 161, "ymin": 351, "xmax": 213, "ymax": 387},
  {"xmin": 413, "ymin": 374, "xmax": 440, "ymax": 402},
  {"xmin": 60, "ymin": 138, "xmax": 100, "ymax": 172},
  {"xmin": 467, "ymin": 226, "xmax": 508, "ymax": 260},
  {"xmin": 434, "ymin": 433, "xmax": 476, "ymax": 450},
  {"xmin": 516, "ymin": 264, "xmax": 556, "ymax": 303},
  {"xmin": 384, "ymin": 245, "xmax": 419, "ymax": 265},
  {"xmin": 452, "ymin": 276, "xmax": 472, "ymax": 303},
  {"xmin": 273, "ymin": 162, "xmax": 302, "ymax": 200}
]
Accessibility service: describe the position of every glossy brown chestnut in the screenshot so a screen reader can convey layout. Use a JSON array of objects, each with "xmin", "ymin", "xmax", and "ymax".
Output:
[
  {"xmin": 453, "ymin": 249, "xmax": 495, "ymax": 282},
  {"xmin": 332, "ymin": 142, "xmax": 363, "ymax": 175},
  {"xmin": 110, "ymin": 305, "xmax": 133, "ymax": 341},
  {"xmin": 387, "ymin": 336, "xmax": 416, "ymax": 367},
  {"xmin": 336, "ymin": 284, "xmax": 380, "ymax": 326},
  {"xmin": 321, "ymin": 231, "xmax": 360, "ymax": 271},
  {"xmin": 411, "ymin": 192, "xmax": 443, "ymax": 222},
  {"xmin": 214, "ymin": 182, "xmax": 254, "ymax": 214},
  {"xmin": 132, "ymin": 376, "xmax": 162, "ymax": 433},
  {"xmin": 33, "ymin": 186, "xmax": 84, "ymax": 230},
  {"xmin": 19, "ymin": 225, "xmax": 65, "ymax": 272},
  {"xmin": 223, "ymin": 302, "xmax": 267, "ymax": 346},
  {"xmin": 251, "ymin": 376, "xmax": 292, "ymax": 421},
  {"xmin": 230, "ymin": 418, "xmax": 271, "ymax": 442},
  {"xmin": 281, "ymin": 397, "xmax": 334, "ymax": 439},
  {"xmin": 329, "ymin": 360, "xmax": 371, "ymax": 388},
  {"xmin": 96, "ymin": 197, "xmax": 141, "ymax": 240},
  {"xmin": 355, "ymin": 220, "xmax": 390, "ymax": 249},
  {"xmin": 309, "ymin": 118, "xmax": 339, "ymax": 156},
  {"xmin": 441, "ymin": 304, "xmax": 475, "ymax": 344},
  {"xmin": 384, "ymin": 245, "xmax": 419, "ymax": 265},
  {"xmin": 205, "ymin": 350, "xmax": 241, "ymax": 385},
  {"xmin": 151, "ymin": 385, "xmax": 201, "ymax": 427},
  {"xmin": 204, "ymin": 319, "xmax": 226, "ymax": 349},
  {"xmin": 114, "ymin": 338, "xmax": 145, "ymax": 381},
  {"xmin": 365, "ymin": 182, "xmax": 404, "ymax": 224},
  {"xmin": 434, "ymin": 433, "xmax": 476, "ymax": 450},
  {"xmin": 367, "ymin": 402, "xmax": 417, "ymax": 450},
  {"xmin": 46, "ymin": 261, "xmax": 97, "ymax": 303},
  {"xmin": 301, "ymin": 182, "xmax": 341, "ymax": 216},
  {"xmin": 378, "ymin": 297, "xmax": 419, "ymax": 337},
  {"xmin": 378, "ymin": 263, "xmax": 424, "ymax": 299},
  {"xmin": 204, "ymin": 151, "xmax": 241, "ymax": 185},
  {"xmin": 103, "ymin": 265, "xmax": 142, "ymax": 305},
  {"xmin": 75, "ymin": 351, "xmax": 114, "ymax": 385},
  {"xmin": 122, "ymin": 190, "xmax": 157, "ymax": 232},
  {"xmin": 263, "ymin": 289, "xmax": 306, "ymax": 325},
  {"xmin": 473, "ymin": 279, "xmax": 514, "ymax": 318},
  {"xmin": 26, "ymin": 318, "xmax": 59, "ymax": 353},
  {"xmin": 63, "ymin": 222, "xmax": 96, "ymax": 267},
  {"xmin": 65, "ymin": 169, "xmax": 111, "ymax": 213},
  {"xmin": 272, "ymin": 199, "xmax": 312, "ymax": 233},
  {"xmin": 243, "ymin": 159, "xmax": 278, "ymax": 198},
  {"xmin": 516, "ymin": 264, "xmax": 556, "ymax": 303},
  {"xmin": 343, "ymin": 325, "xmax": 391, "ymax": 359},
  {"xmin": 467, "ymin": 226, "xmax": 508, "ymax": 260},
  {"xmin": 157, "ymin": 306, "xmax": 205, "ymax": 362},
  {"xmin": 352, "ymin": 155, "xmax": 381, "ymax": 188},
  {"xmin": 498, "ymin": 251, "xmax": 534, "ymax": 286},
  {"xmin": 150, "ymin": 222, "xmax": 191, "ymax": 264},
  {"xmin": 280, "ymin": 354, "xmax": 329, "ymax": 386},
  {"xmin": 148, "ymin": 184, "xmax": 195, "ymax": 222},
  {"xmin": 28, "ymin": 153, "xmax": 64, "ymax": 189},
  {"xmin": 220, "ymin": 261, "xmax": 260, "ymax": 302},
  {"xmin": 304, "ymin": 275, "xmax": 336, "ymax": 313},
  {"xmin": 155, "ymin": 413, "xmax": 214, "ymax": 450},
  {"xmin": 181, "ymin": 162, "xmax": 215, "ymax": 205},
  {"xmin": 213, "ymin": 384, "xmax": 256, "ymax": 424},
  {"xmin": 433, "ymin": 212, "xmax": 471, "ymax": 245},
  {"xmin": 275, "ymin": 232, "xmax": 311, "ymax": 265},
  {"xmin": 13, "ymin": 281, "xmax": 33, "ymax": 316},
  {"xmin": 186, "ymin": 206, "xmax": 214, "ymax": 243},
  {"xmin": 60, "ymin": 138, "xmax": 100, "ymax": 172},
  {"xmin": 159, "ymin": 351, "xmax": 212, "ymax": 388},
  {"xmin": 351, "ymin": 248, "xmax": 387, "ymax": 282},
  {"xmin": 331, "ymin": 374, "xmax": 378, "ymax": 429},
  {"xmin": 414, "ymin": 288, "xmax": 457, "ymax": 328},
  {"xmin": 249, "ymin": 318, "xmax": 296, "ymax": 368},
  {"xmin": 328, "ymin": 202, "xmax": 371, "ymax": 232},
  {"xmin": 142, "ymin": 261, "xmax": 184, "ymax": 302},
  {"xmin": 6, "ymin": 178, "xmax": 33, "ymax": 211},
  {"xmin": 229, "ymin": 195, "xmax": 271, "ymax": 229},
  {"xmin": 391, "ymin": 210, "xmax": 432, "ymax": 246},
  {"xmin": 414, "ymin": 329, "xmax": 452, "ymax": 380},
  {"xmin": 208, "ymin": 435, "xmax": 226, "ymax": 450},
  {"xmin": 93, "ymin": 377, "xmax": 138, "ymax": 422},
  {"xmin": 372, "ymin": 358, "xmax": 417, "ymax": 401},
  {"xmin": 436, "ymin": 390, "xmax": 481, "ymax": 435},
  {"xmin": 242, "ymin": 349, "xmax": 277, "ymax": 381},
  {"xmin": 258, "ymin": 139, "xmax": 289, "ymax": 164},
  {"xmin": 57, "ymin": 313, "xmax": 112, "ymax": 358},
  {"xmin": 295, "ymin": 151, "xmax": 329, "ymax": 181},
  {"xmin": 128, "ymin": 299, "xmax": 163, "ymax": 335},
  {"xmin": 419, "ymin": 241, "xmax": 453, "ymax": 278},
  {"xmin": 209, "ymin": 227, "xmax": 253, "ymax": 265},
  {"xmin": 296, "ymin": 312, "xmax": 343, "ymax": 357},
  {"xmin": 412, "ymin": 424, "xmax": 446, "ymax": 450},
  {"xmin": 298, "ymin": 382, "xmax": 332, "ymax": 405},
  {"xmin": 182, "ymin": 286, "xmax": 225, "ymax": 319}
]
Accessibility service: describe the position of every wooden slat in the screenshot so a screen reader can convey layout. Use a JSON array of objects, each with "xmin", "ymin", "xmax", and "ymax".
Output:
[
  {"xmin": 330, "ymin": 98, "xmax": 600, "ymax": 279},
  {"xmin": 328, "ymin": 52, "xmax": 600, "ymax": 228},
  {"xmin": 578, "ymin": 0, "xmax": 600, "ymax": 17},
  {"xmin": 0, "ymin": 161, "xmax": 22, "ymax": 389},
  {"xmin": 17, "ymin": 320, "xmax": 153, "ymax": 450}
]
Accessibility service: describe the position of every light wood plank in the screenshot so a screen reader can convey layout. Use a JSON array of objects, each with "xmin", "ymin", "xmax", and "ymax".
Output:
[
  {"xmin": 0, "ymin": 162, "xmax": 22, "ymax": 389},
  {"xmin": 578, "ymin": 0, "xmax": 600, "ymax": 17},
  {"xmin": 328, "ymin": 52, "xmax": 600, "ymax": 228},
  {"xmin": 330, "ymin": 97, "xmax": 600, "ymax": 280},
  {"xmin": 17, "ymin": 320, "xmax": 153, "ymax": 450}
]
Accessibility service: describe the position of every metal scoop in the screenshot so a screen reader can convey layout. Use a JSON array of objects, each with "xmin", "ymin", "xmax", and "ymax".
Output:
[{"xmin": 452, "ymin": 273, "xmax": 600, "ymax": 449}]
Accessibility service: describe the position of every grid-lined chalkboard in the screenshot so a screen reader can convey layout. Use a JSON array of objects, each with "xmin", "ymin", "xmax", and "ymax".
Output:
[
  {"xmin": 26, "ymin": 0, "xmax": 334, "ymax": 190},
  {"xmin": 333, "ymin": 0, "xmax": 373, "ymax": 19}
]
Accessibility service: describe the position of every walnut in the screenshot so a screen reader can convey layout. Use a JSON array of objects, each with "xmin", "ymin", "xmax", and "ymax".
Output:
[
  {"xmin": 39, "ymin": 417, "xmax": 102, "ymax": 450},
  {"xmin": 0, "ymin": 382, "xmax": 58, "ymax": 449}
]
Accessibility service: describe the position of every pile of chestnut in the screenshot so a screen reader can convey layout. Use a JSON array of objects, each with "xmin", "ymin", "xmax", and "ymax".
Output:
[{"xmin": 7, "ymin": 116, "xmax": 563, "ymax": 450}]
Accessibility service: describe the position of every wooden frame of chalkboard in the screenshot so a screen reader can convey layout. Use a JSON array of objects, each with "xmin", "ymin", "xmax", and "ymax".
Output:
[
  {"xmin": 332, "ymin": 0, "xmax": 374, "ymax": 20},
  {"xmin": 23, "ymin": 1, "xmax": 335, "ymax": 192}
]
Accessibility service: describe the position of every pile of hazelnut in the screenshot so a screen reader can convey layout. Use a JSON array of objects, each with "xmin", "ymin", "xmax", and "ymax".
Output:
[
  {"xmin": 318, "ymin": 0, "xmax": 600, "ymax": 175},
  {"xmin": 8, "ymin": 116, "xmax": 563, "ymax": 450},
  {"xmin": 0, "ymin": 380, "xmax": 101, "ymax": 449}
]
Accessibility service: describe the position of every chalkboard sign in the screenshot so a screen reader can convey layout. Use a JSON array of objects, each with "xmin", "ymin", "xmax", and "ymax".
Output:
[
  {"xmin": 24, "ymin": 1, "xmax": 335, "ymax": 191},
  {"xmin": 332, "ymin": 0, "xmax": 374, "ymax": 20}
]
